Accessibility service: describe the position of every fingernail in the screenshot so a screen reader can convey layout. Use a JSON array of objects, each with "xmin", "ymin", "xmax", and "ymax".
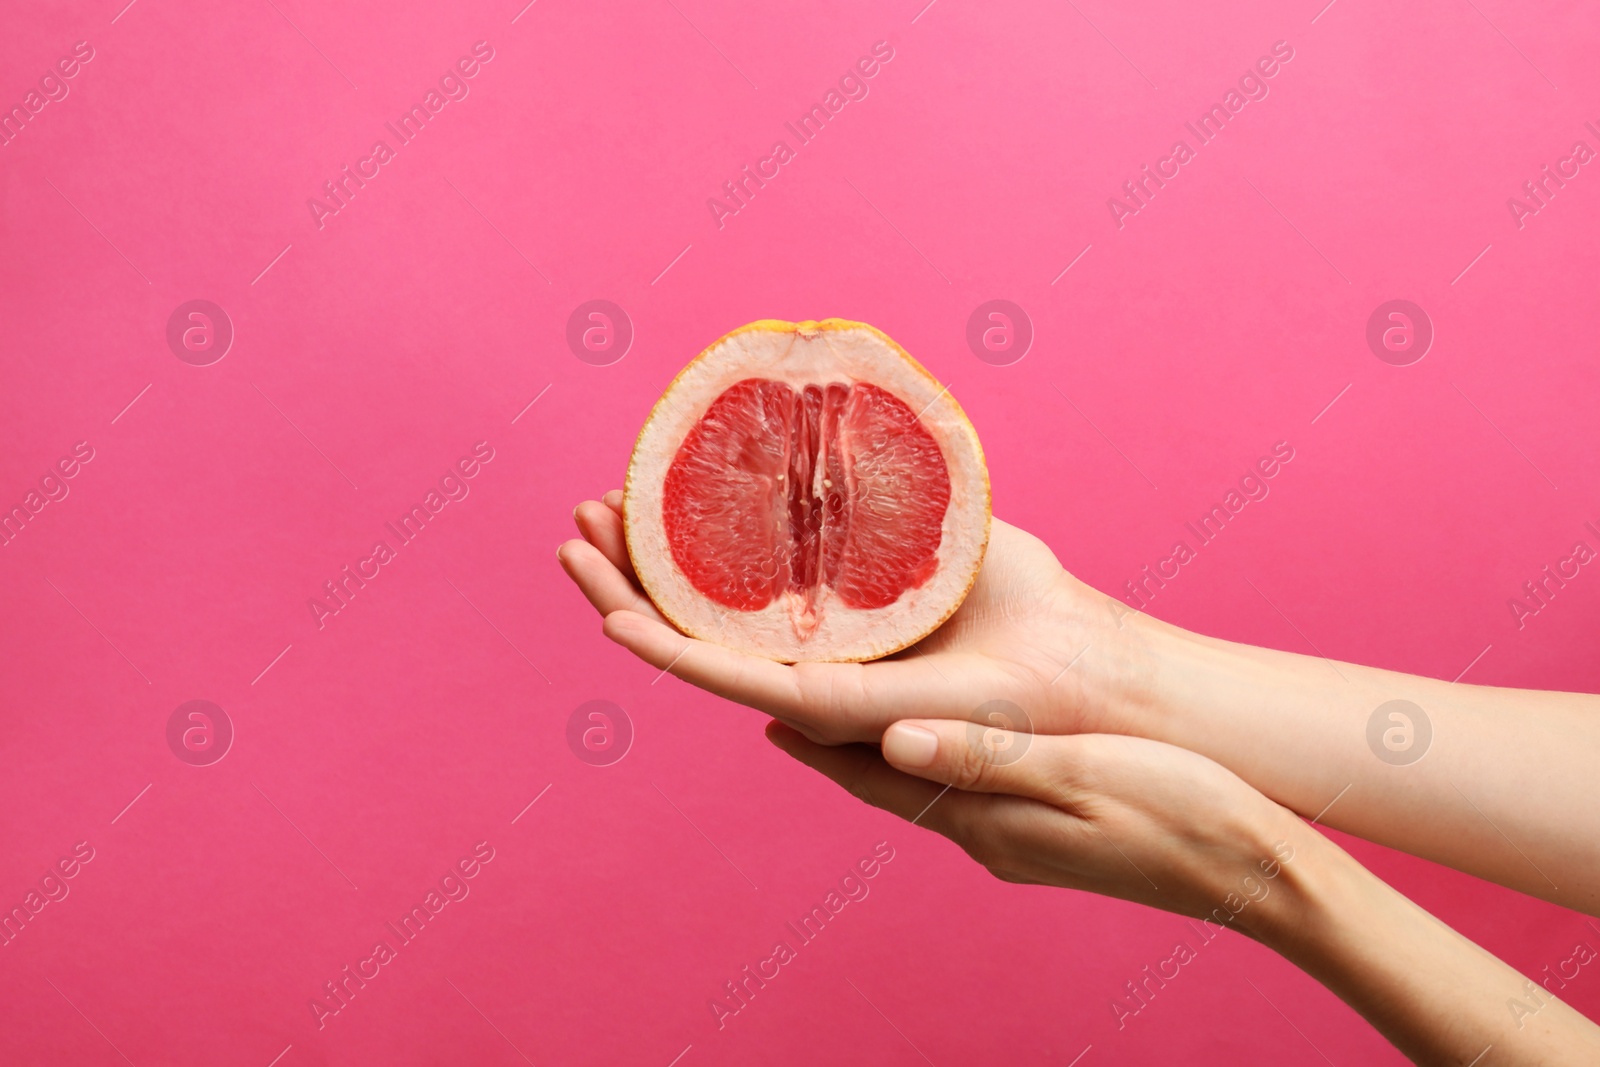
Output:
[{"xmin": 883, "ymin": 723, "xmax": 938, "ymax": 768}]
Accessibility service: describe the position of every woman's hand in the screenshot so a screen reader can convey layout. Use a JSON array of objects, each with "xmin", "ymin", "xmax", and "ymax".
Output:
[
  {"xmin": 561, "ymin": 490, "xmax": 1600, "ymax": 916},
  {"xmin": 769, "ymin": 717, "xmax": 1307, "ymax": 935},
  {"xmin": 559, "ymin": 489, "xmax": 1600, "ymax": 1064},
  {"xmin": 771, "ymin": 716, "xmax": 1600, "ymax": 1066},
  {"xmin": 558, "ymin": 491, "xmax": 1155, "ymax": 746}
]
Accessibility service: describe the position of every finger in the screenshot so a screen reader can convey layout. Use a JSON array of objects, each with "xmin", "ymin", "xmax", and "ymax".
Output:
[
  {"xmin": 603, "ymin": 609, "xmax": 806, "ymax": 715},
  {"xmin": 763, "ymin": 721, "xmax": 973, "ymax": 837},
  {"xmin": 880, "ymin": 719, "xmax": 1084, "ymax": 807},
  {"xmin": 769, "ymin": 722, "xmax": 1119, "ymax": 891},
  {"xmin": 558, "ymin": 540, "xmax": 666, "ymax": 623},
  {"xmin": 602, "ymin": 610, "xmax": 1002, "ymax": 741},
  {"xmin": 602, "ymin": 489, "xmax": 623, "ymax": 515},
  {"xmin": 786, "ymin": 654, "xmax": 1009, "ymax": 742},
  {"xmin": 771, "ymin": 716, "xmax": 830, "ymax": 745},
  {"xmin": 573, "ymin": 498, "xmax": 638, "ymax": 582}
]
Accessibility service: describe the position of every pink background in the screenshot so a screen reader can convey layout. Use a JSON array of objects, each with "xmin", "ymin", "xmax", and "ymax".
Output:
[{"xmin": 4, "ymin": 0, "xmax": 1600, "ymax": 1063}]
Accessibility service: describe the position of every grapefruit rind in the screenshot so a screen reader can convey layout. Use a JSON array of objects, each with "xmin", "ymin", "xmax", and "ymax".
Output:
[{"xmin": 624, "ymin": 318, "xmax": 991, "ymax": 663}]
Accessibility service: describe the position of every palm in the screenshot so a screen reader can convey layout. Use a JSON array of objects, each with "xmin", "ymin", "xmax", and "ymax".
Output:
[{"xmin": 559, "ymin": 492, "xmax": 1128, "ymax": 743}]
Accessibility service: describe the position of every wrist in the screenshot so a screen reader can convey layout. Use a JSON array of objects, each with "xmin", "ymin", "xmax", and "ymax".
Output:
[
  {"xmin": 1206, "ymin": 805, "xmax": 1327, "ymax": 944},
  {"xmin": 1084, "ymin": 596, "xmax": 1217, "ymax": 742},
  {"xmin": 1116, "ymin": 606, "xmax": 1325, "ymax": 755},
  {"xmin": 1236, "ymin": 815, "xmax": 1370, "ymax": 953},
  {"xmin": 1061, "ymin": 583, "xmax": 1176, "ymax": 736}
]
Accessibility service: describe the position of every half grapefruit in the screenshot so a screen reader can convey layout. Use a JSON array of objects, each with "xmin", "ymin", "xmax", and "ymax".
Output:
[{"xmin": 624, "ymin": 319, "xmax": 989, "ymax": 662}]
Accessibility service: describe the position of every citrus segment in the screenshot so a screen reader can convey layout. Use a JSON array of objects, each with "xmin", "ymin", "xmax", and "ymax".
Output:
[{"xmin": 661, "ymin": 380, "xmax": 952, "ymax": 627}]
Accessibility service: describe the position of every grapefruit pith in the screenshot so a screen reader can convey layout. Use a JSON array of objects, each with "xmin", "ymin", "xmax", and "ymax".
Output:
[{"xmin": 624, "ymin": 319, "xmax": 990, "ymax": 663}]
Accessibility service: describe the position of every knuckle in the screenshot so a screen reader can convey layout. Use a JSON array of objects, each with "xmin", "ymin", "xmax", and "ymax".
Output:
[
  {"xmin": 791, "ymin": 722, "xmax": 830, "ymax": 746},
  {"xmin": 951, "ymin": 731, "xmax": 1002, "ymax": 790},
  {"xmin": 956, "ymin": 834, "xmax": 994, "ymax": 867},
  {"xmin": 794, "ymin": 663, "xmax": 869, "ymax": 740},
  {"xmin": 943, "ymin": 801, "xmax": 995, "ymax": 861},
  {"xmin": 832, "ymin": 667, "xmax": 871, "ymax": 723},
  {"xmin": 963, "ymin": 837, "xmax": 1009, "ymax": 873},
  {"xmin": 793, "ymin": 663, "xmax": 838, "ymax": 715},
  {"xmin": 810, "ymin": 725, "xmax": 844, "ymax": 746},
  {"xmin": 955, "ymin": 752, "xmax": 991, "ymax": 792}
]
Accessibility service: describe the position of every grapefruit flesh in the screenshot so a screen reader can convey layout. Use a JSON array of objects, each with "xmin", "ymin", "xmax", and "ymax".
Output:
[
  {"xmin": 625, "ymin": 319, "xmax": 989, "ymax": 663},
  {"xmin": 662, "ymin": 379, "xmax": 951, "ymax": 617}
]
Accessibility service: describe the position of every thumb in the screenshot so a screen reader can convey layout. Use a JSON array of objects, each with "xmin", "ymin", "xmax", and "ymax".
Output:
[{"xmin": 881, "ymin": 719, "xmax": 1076, "ymax": 804}]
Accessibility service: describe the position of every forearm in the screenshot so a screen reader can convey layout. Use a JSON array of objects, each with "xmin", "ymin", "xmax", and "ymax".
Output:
[
  {"xmin": 1123, "ymin": 610, "xmax": 1600, "ymax": 913},
  {"xmin": 1250, "ymin": 820, "xmax": 1600, "ymax": 1066}
]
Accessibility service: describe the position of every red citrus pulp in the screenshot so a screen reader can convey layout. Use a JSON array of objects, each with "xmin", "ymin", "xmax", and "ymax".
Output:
[{"xmin": 625, "ymin": 319, "xmax": 989, "ymax": 662}]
